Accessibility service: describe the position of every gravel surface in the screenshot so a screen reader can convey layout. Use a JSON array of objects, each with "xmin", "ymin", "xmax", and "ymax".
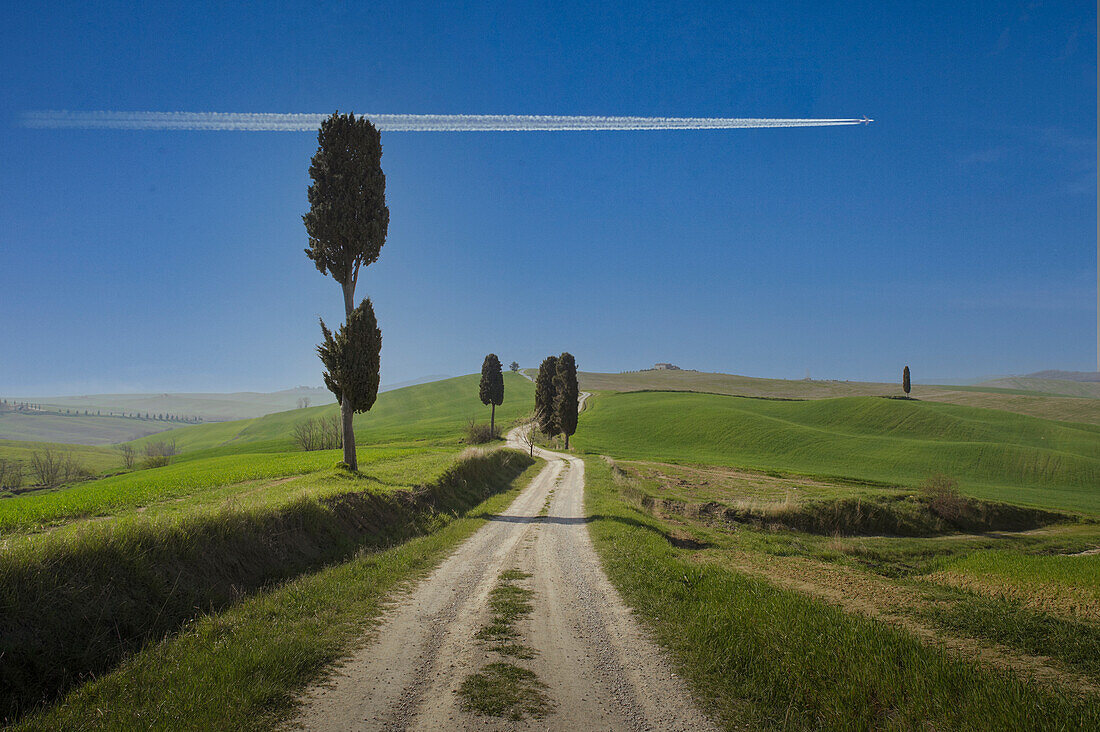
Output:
[{"xmin": 290, "ymin": 421, "xmax": 716, "ymax": 731}]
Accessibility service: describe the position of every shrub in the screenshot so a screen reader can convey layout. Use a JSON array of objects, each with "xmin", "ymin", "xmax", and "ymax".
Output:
[
  {"xmin": 0, "ymin": 459, "xmax": 23, "ymax": 490},
  {"xmin": 292, "ymin": 415, "xmax": 343, "ymax": 451},
  {"xmin": 919, "ymin": 473, "xmax": 967, "ymax": 522},
  {"xmin": 143, "ymin": 440, "xmax": 179, "ymax": 468},
  {"xmin": 60, "ymin": 454, "xmax": 90, "ymax": 482},
  {"xmin": 118, "ymin": 444, "xmax": 136, "ymax": 469},
  {"xmin": 29, "ymin": 450, "xmax": 64, "ymax": 486},
  {"xmin": 465, "ymin": 419, "xmax": 501, "ymax": 444}
]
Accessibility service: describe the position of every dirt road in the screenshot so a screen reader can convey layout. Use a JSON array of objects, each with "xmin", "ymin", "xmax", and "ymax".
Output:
[{"xmin": 291, "ymin": 422, "xmax": 715, "ymax": 731}]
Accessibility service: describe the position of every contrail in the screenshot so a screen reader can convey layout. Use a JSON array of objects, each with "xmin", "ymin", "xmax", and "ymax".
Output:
[{"xmin": 20, "ymin": 110, "xmax": 864, "ymax": 132}]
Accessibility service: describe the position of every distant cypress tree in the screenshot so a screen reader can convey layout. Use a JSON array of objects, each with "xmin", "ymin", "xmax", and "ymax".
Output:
[
  {"xmin": 318, "ymin": 299, "xmax": 383, "ymax": 464},
  {"xmin": 554, "ymin": 352, "xmax": 579, "ymax": 448},
  {"xmin": 479, "ymin": 354, "xmax": 505, "ymax": 435},
  {"xmin": 535, "ymin": 356, "xmax": 560, "ymax": 436},
  {"xmin": 903, "ymin": 366, "xmax": 911, "ymax": 397}
]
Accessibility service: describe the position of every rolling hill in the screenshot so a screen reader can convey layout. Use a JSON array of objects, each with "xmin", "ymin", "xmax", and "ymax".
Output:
[
  {"xmin": 571, "ymin": 390, "xmax": 1100, "ymax": 514},
  {"xmin": 570, "ymin": 369, "xmax": 1100, "ymax": 425},
  {"xmin": 129, "ymin": 372, "xmax": 536, "ymax": 455}
]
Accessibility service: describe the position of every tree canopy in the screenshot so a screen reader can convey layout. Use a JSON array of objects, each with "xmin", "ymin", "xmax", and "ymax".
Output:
[
  {"xmin": 903, "ymin": 366, "xmax": 911, "ymax": 397},
  {"xmin": 535, "ymin": 356, "xmax": 560, "ymax": 436},
  {"xmin": 479, "ymin": 354, "xmax": 505, "ymax": 407},
  {"xmin": 554, "ymin": 352, "xmax": 579, "ymax": 447},
  {"xmin": 318, "ymin": 298, "xmax": 382, "ymax": 414},
  {"xmin": 303, "ymin": 112, "xmax": 389, "ymax": 314}
]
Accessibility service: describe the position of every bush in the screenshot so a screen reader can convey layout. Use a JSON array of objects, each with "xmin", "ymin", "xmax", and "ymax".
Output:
[
  {"xmin": 0, "ymin": 459, "xmax": 23, "ymax": 490},
  {"xmin": 465, "ymin": 419, "xmax": 501, "ymax": 444},
  {"xmin": 293, "ymin": 415, "xmax": 342, "ymax": 451},
  {"xmin": 143, "ymin": 440, "xmax": 179, "ymax": 468},
  {"xmin": 919, "ymin": 473, "xmax": 967, "ymax": 522},
  {"xmin": 29, "ymin": 450, "xmax": 63, "ymax": 486}
]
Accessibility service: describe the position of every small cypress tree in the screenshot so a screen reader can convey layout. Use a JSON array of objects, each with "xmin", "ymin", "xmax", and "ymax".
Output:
[
  {"xmin": 509, "ymin": 361, "xmax": 520, "ymax": 373},
  {"xmin": 903, "ymin": 366, "xmax": 911, "ymax": 397},
  {"xmin": 318, "ymin": 298, "xmax": 383, "ymax": 467},
  {"xmin": 535, "ymin": 355, "xmax": 560, "ymax": 436},
  {"xmin": 479, "ymin": 354, "xmax": 505, "ymax": 435},
  {"xmin": 554, "ymin": 352, "xmax": 579, "ymax": 448}
]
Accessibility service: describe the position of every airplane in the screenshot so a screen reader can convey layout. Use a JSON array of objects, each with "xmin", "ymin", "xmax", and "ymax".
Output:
[{"xmin": 859, "ymin": 116, "xmax": 873, "ymax": 125}]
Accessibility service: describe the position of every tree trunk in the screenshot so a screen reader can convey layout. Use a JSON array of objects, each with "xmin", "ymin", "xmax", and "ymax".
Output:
[
  {"xmin": 490, "ymin": 403, "xmax": 495, "ymax": 437},
  {"xmin": 340, "ymin": 282, "xmax": 356, "ymax": 470},
  {"xmin": 342, "ymin": 283, "xmax": 355, "ymax": 319},
  {"xmin": 341, "ymin": 395, "xmax": 356, "ymax": 470},
  {"xmin": 564, "ymin": 433, "xmax": 569, "ymax": 449}
]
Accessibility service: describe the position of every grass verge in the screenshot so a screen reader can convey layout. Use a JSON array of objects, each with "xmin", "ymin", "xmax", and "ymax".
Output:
[
  {"xmin": 1, "ymin": 449, "xmax": 535, "ymax": 724},
  {"xmin": 583, "ymin": 457, "xmax": 1100, "ymax": 730}
]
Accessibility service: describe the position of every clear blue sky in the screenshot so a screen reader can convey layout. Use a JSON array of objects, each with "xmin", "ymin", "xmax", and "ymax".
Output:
[{"xmin": 1, "ymin": 1, "xmax": 1095, "ymax": 394}]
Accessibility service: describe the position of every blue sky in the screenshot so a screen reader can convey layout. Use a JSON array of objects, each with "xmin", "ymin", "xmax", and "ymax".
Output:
[{"xmin": 1, "ymin": 1, "xmax": 1095, "ymax": 394}]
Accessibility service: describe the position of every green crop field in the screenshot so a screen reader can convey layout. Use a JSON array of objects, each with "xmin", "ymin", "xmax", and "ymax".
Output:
[
  {"xmin": 129, "ymin": 372, "xmax": 535, "ymax": 453},
  {"xmin": 571, "ymin": 369, "xmax": 1100, "ymax": 425},
  {"xmin": 0, "ymin": 438, "xmax": 120, "ymax": 478},
  {"xmin": 0, "ymin": 411, "xmax": 181, "ymax": 445},
  {"xmin": 571, "ymin": 391, "xmax": 1100, "ymax": 514}
]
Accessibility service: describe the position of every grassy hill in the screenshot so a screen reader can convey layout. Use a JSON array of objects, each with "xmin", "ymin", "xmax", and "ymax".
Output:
[
  {"xmin": 571, "ymin": 369, "xmax": 1100, "ymax": 425},
  {"xmin": 0, "ymin": 412, "xmax": 182, "ymax": 445},
  {"xmin": 977, "ymin": 377, "xmax": 1100, "ymax": 399},
  {"xmin": 14, "ymin": 387, "xmax": 337, "ymax": 422},
  {"xmin": 571, "ymin": 391, "xmax": 1100, "ymax": 514},
  {"xmin": 130, "ymin": 372, "xmax": 535, "ymax": 454}
]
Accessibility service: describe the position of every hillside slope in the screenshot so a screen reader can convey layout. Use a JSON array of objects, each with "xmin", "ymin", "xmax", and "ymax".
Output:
[
  {"xmin": 573, "ymin": 370, "xmax": 1100, "ymax": 425},
  {"xmin": 977, "ymin": 377, "xmax": 1100, "ymax": 399},
  {"xmin": 571, "ymin": 391, "xmax": 1100, "ymax": 514},
  {"xmin": 130, "ymin": 373, "xmax": 536, "ymax": 454}
]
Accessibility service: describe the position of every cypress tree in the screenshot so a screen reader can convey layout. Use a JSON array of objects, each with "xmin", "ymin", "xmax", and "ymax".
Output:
[
  {"xmin": 318, "ymin": 298, "xmax": 382, "ymax": 465},
  {"xmin": 304, "ymin": 111, "xmax": 389, "ymax": 470},
  {"xmin": 479, "ymin": 353, "xmax": 505, "ymax": 435},
  {"xmin": 535, "ymin": 355, "xmax": 559, "ymax": 436},
  {"xmin": 903, "ymin": 366, "xmax": 911, "ymax": 397},
  {"xmin": 554, "ymin": 352, "xmax": 579, "ymax": 448}
]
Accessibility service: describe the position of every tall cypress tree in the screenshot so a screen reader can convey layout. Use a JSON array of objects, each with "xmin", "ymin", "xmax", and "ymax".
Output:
[
  {"xmin": 303, "ymin": 112, "xmax": 389, "ymax": 470},
  {"xmin": 479, "ymin": 353, "xmax": 505, "ymax": 435},
  {"xmin": 903, "ymin": 365, "xmax": 911, "ymax": 397},
  {"xmin": 535, "ymin": 355, "xmax": 559, "ymax": 436},
  {"xmin": 554, "ymin": 352, "xmax": 579, "ymax": 448}
]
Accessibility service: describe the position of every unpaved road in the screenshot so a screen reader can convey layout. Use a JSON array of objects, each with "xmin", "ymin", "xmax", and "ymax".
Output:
[{"xmin": 291, "ymin": 420, "xmax": 715, "ymax": 731}]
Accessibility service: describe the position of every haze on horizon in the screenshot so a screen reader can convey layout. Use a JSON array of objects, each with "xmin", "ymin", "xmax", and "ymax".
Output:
[{"xmin": 1, "ymin": 1, "xmax": 1095, "ymax": 395}]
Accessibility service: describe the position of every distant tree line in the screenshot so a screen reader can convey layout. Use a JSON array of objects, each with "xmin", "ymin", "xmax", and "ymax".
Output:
[{"xmin": 0, "ymin": 401, "xmax": 202, "ymax": 423}]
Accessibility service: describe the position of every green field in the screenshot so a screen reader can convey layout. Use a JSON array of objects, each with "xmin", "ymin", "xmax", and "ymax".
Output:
[
  {"xmin": 572, "ymin": 391, "xmax": 1100, "ymax": 514},
  {"xmin": 13, "ymin": 387, "xmax": 337, "ymax": 423},
  {"xmin": 0, "ymin": 438, "xmax": 120, "ymax": 481},
  {"xmin": 584, "ymin": 458, "xmax": 1100, "ymax": 730},
  {"xmin": 128, "ymin": 372, "xmax": 535, "ymax": 453},
  {"xmin": 571, "ymin": 369, "xmax": 1100, "ymax": 425},
  {"xmin": 977, "ymin": 377, "xmax": 1100, "ymax": 400},
  {"xmin": 0, "ymin": 412, "xmax": 180, "ymax": 445},
  {"xmin": 0, "ymin": 445, "xmax": 459, "ymax": 534}
]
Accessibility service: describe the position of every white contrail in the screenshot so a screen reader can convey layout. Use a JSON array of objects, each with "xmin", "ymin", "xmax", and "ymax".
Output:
[{"xmin": 20, "ymin": 110, "xmax": 863, "ymax": 132}]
